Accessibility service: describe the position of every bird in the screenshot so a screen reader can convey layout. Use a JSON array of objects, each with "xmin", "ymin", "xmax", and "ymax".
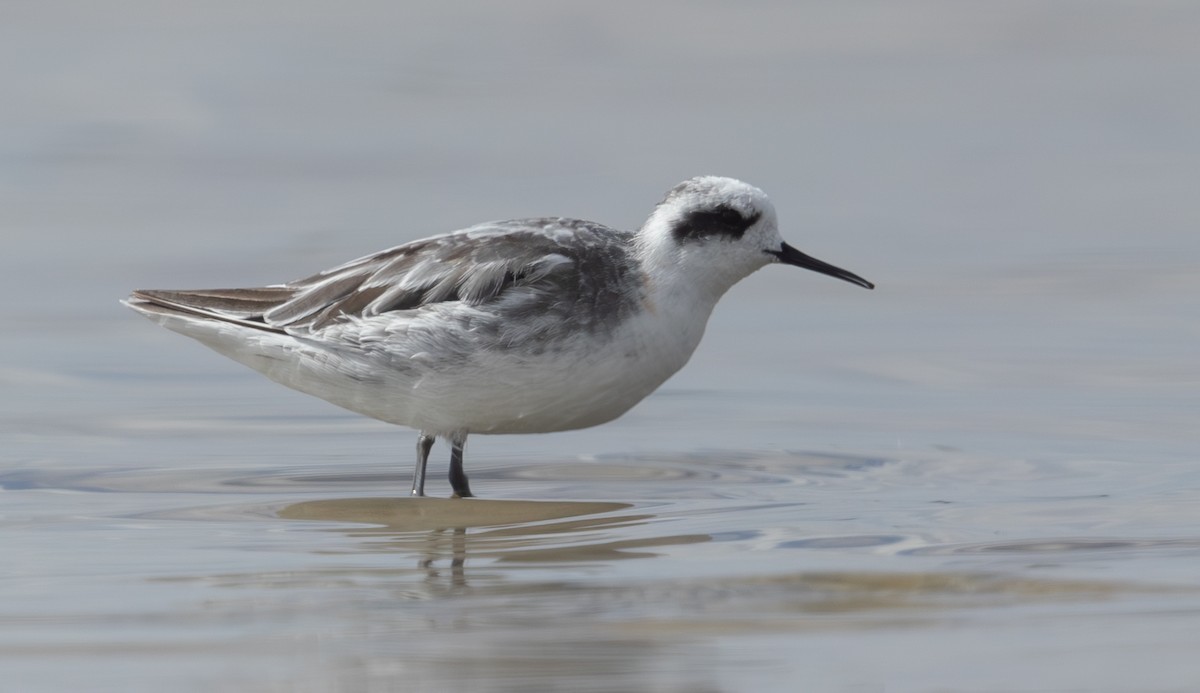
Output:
[{"xmin": 124, "ymin": 176, "xmax": 874, "ymax": 498}]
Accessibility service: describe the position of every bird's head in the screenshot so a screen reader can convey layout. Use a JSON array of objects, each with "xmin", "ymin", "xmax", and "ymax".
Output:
[{"xmin": 638, "ymin": 176, "xmax": 874, "ymax": 299}]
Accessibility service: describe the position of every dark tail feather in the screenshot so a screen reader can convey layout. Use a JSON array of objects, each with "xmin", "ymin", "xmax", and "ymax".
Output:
[{"xmin": 127, "ymin": 287, "xmax": 297, "ymax": 333}]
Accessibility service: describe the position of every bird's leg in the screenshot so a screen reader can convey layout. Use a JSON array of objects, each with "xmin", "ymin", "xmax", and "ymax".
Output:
[
  {"xmin": 448, "ymin": 433, "xmax": 473, "ymax": 498},
  {"xmin": 412, "ymin": 433, "xmax": 435, "ymax": 497}
]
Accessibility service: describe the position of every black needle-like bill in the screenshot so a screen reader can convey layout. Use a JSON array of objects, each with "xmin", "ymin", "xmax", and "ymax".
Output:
[{"xmin": 770, "ymin": 243, "xmax": 874, "ymax": 290}]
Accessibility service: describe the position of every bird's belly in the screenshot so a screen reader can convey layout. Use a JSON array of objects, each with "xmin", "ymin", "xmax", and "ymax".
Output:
[
  {"xmin": 280, "ymin": 317, "xmax": 697, "ymax": 435},
  {"xmin": 374, "ymin": 336, "xmax": 692, "ymax": 435},
  {"xmin": 172, "ymin": 306, "xmax": 706, "ymax": 437}
]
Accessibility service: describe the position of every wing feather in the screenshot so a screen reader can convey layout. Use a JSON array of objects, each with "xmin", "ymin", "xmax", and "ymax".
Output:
[{"xmin": 128, "ymin": 219, "xmax": 639, "ymax": 338}]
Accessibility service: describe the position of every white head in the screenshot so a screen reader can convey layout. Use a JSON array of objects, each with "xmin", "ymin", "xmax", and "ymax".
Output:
[{"xmin": 637, "ymin": 176, "xmax": 873, "ymax": 301}]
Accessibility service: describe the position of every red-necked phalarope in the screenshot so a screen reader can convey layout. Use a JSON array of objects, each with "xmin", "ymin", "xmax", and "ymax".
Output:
[{"xmin": 124, "ymin": 176, "xmax": 874, "ymax": 497}]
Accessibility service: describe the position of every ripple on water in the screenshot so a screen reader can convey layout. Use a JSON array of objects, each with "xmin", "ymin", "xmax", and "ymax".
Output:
[
  {"xmin": 496, "ymin": 449, "xmax": 891, "ymax": 490},
  {"xmin": 780, "ymin": 535, "xmax": 909, "ymax": 549},
  {"xmin": 0, "ymin": 448, "xmax": 893, "ymax": 496},
  {"xmin": 904, "ymin": 537, "xmax": 1200, "ymax": 556}
]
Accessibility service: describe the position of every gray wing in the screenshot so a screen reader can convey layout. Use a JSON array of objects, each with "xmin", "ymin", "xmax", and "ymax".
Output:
[{"xmin": 130, "ymin": 218, "xmax": 640, "ymax": 335}]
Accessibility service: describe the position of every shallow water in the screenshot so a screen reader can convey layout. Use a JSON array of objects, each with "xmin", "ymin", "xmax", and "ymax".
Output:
[{"xmin": 4, "ymin": 2, "xmax": 1200, "ymax": 692}]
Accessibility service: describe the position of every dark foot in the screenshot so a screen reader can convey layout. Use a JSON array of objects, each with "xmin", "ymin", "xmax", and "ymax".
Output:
[{"xmin": 448, "ymin": 435, "xmax": 473, "ymax": 498}]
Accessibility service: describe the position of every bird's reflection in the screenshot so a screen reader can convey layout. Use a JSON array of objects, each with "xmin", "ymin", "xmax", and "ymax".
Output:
[
  {"xmin": 417, "ymin": 526, "xmax": 469, "ymax": 587},
  {"xmin": 278, "ymin": 497, "xmax": 708, "ymax": 589}
]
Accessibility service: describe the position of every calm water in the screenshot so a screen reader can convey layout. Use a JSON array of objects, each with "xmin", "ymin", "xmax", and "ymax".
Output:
[{"xmin": 4, "ymin": 2, "xmax": 1199, "ymax": 691}]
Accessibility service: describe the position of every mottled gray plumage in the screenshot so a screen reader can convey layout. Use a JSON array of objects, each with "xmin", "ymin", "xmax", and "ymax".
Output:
[{"xmin": 135, "ymin": 218, "xmax": 642, "ymax": 342}]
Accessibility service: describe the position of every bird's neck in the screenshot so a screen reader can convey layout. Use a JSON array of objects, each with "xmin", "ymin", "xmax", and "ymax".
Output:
[{"xmin": 635, "ymin": 246, "xmax": 753, "ymax": 312}]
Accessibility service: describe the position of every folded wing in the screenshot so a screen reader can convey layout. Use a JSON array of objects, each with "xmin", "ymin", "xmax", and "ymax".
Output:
[{"xmin": 129, "ymin": 219, "xmax": 635, "ymax": 336}]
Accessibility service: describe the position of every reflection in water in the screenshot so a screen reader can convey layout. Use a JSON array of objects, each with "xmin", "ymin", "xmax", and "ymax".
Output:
[
  {"xmin": 7, "ymin": 458, "xmax": 1192, "ymax": 691},
  {"xmin": 278, "ymin": 497, "xmax": 709, "ymax": 587},
  {"xmin": 278, "ymin": 497, "xmax": 636, "ymax": 531},
  {"xmin": 177, "ymin": 563, "xmax": 1146, "ymax": 692},
  {"xmin": 166, "ymin": 499, "xmax": 1151, "ymax": 692}
]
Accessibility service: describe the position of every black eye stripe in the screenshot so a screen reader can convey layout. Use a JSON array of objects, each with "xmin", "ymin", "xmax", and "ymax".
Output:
[{"xmin": 672, "ymin": 205, "xmax": 762, "ymax": 243}]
